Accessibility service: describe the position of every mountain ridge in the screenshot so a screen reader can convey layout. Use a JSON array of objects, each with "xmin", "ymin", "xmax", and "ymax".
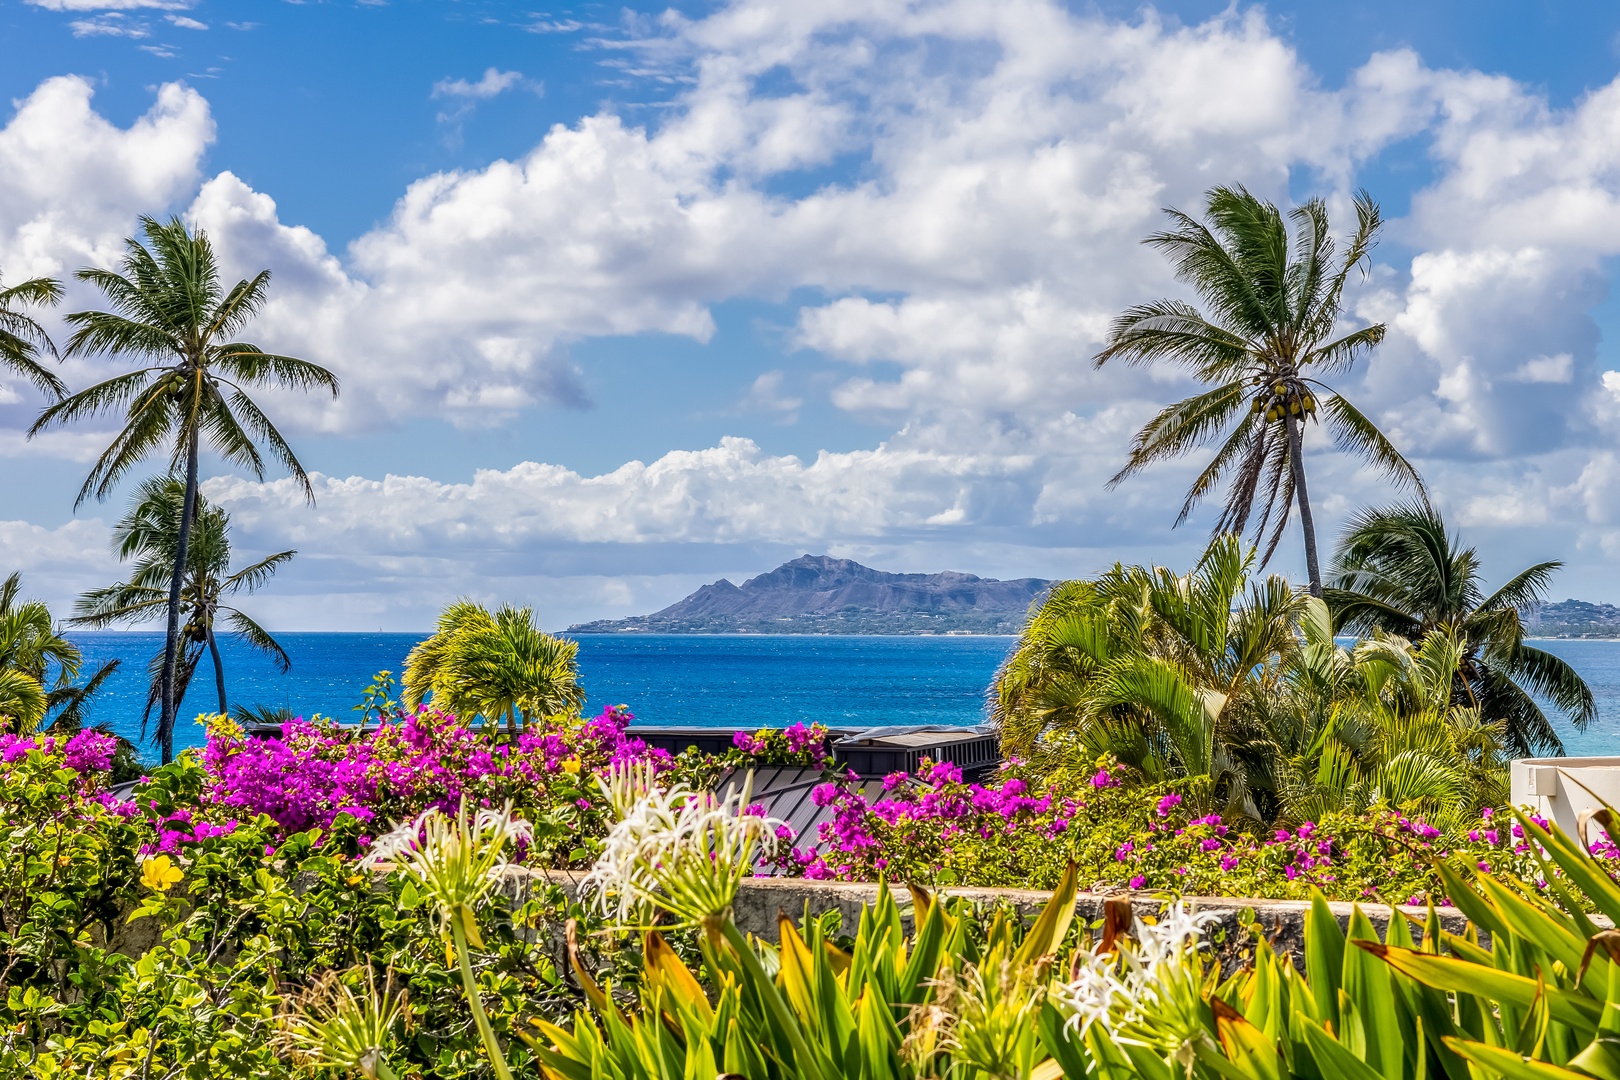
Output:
[{"xmin": 567, "ymin": 554, "xmax": 1052, "ymax": 635}]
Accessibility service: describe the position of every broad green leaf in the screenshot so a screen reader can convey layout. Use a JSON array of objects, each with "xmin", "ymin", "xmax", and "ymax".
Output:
[
  {"xmin": 1212, "ymin": 996, "xmax": 1283, "ymax": 1080},
  {"xmin": 1363, "ymin": 943, "xmax": 1600, "ymax": 1034},
  {"xmin": 1444, "ymin": 1037, "xmax": 1599, "ymax": 1080},
  {"xmin": 1343, "ymin": 906, "xmax": 1403, "ymax": 1080},
  {"xmin": 1299, "ymin": 1015, "xmax": 1387, "ymax": 1080},
  {"xmin": 1014, "ymin": 861, "xmax": 1079, "ymax": 972},
  {"xmin": 1304, "ymin": 891, "xmax": 1345, "ymax": 1028}
]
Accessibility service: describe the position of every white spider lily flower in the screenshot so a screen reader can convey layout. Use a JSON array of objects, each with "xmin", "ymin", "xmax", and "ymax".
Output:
[
  {"xmin": 581, "ymin": 768, "xmax": 785, "ymax": 929},
  {"xmin": 1054, "ymin": 901, "xmax": 1219, "ymax": 1040},
  {"xmin": 1132, "ymin": 902, "xmax": 1219, "ymax": 972},
  {"xmin": 1055, "ymin": 953, "xmax": 1141, "ymax": 1038},
  {"xmin": 361, "ymin": 799, "xmax": 532, "ymax": 949}
]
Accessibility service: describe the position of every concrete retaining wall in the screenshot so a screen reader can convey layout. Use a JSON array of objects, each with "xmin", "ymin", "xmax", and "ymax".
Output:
[
  {"xmin": 110, "ymin": 868, "xmax": 1473, "ymax": 969},
  {"xmin": 532, "ymin": 870, "xmax": 1472, "ymax": 966}
]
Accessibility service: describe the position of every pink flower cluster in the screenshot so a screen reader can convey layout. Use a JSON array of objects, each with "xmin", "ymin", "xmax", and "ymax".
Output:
[
  {"xmin": 1, "ymin": 730, "xmax": 115, "ymax": 776},
  {"xmin": 729, "ymin": 722, "xmax": 836, "ymax": 769},
  {"xmin": 1271, "ymin": 821, "xmax": 1335, "ymax": 881},
  {"xmin": 147, "ymin": 808, "xmax": 240, "ymax": 855},
  {"xmin": 202, "ymin": 705, "xmax": 671, "ymax": 836},
  {"xmin": 796, "ymin": 758, "xmax": 1054, "ymax": 878}
]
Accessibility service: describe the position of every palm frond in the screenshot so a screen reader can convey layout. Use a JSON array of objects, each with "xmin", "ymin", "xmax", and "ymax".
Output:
[
  {"xmin": 1477, "ymin": 561, "xmax": 1563, "ymax": 614},
  {"xmin": 223, "ymin": 550, "xmax": 296, "ymax": 595},
  {"xmin": 1504, "ymin": 645, "xmax": 1596, "ymax": 731},
  {"xmin": 1106, "ymin": 380, "xmax": 1248, "ymax": 489},
  {"xmin": 46, "ymin": 658, "xmax": 122, "ymax": 732},
  {"xmin": 0, "ymin": 273, "xmax": 66, "ymax": 396},
  {"xmin": 1093, "ymin": 299, "xmax": 1251, "ymax": 373},
  {"xmin": 216, "ymin": 345, "xmax": 340, "ymax": 396},
  {"xmin": 1316, "ymin": 392, "xmax": 1426, "ymax": 497},
  {"xmin": 1472, "ymin": 664, "xmax": 1564, "ymax": 758},
  {"xmin": 205, "ymin": 271, "xmax": 271, "ymax": 341},
  {"xmin": 222, "ymin": 388, "xmax": 314, "ymax": 499},
  {"xmin": 0, "ymin": 669, "xmax": 48, "ymax": 733},
  {"xmin": 222, "ymin": 608, "xmax": 291, "ymax": 673}
]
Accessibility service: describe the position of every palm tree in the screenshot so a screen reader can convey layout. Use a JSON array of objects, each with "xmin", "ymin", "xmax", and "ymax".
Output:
[
  {"xmin": 0, "ymin": 572, "xmax": 75, "ymax": 732},
  {"xmin": 72, "ymin": 476, "xmax": 294, "ymax": 726},
  {"xmin": 31, "ymin": 217, "xmax": 337, "ymax": 762},
  {"xmin": 0, "ymin": 271, "xmax": 65, "ymax": 398},
  {"xmin": 404, "ymin": 601, "xmax": 585, "ymax": 736},
  {"xmin": 1094, "ymin": 186, "xmax": 1425, "ymax": 596},
  {"xmin": 1325, "ymin": 504, "xmax": 1595, "ymax": 759},
  {"xmin": 45, "ymin": 657, "xmax": 124, "ymax": 735}
]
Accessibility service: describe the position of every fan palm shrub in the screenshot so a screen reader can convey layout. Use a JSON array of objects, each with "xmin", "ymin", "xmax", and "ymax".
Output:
[
  {"xmin": 71, "ymin": 475, "xmax": 294, "ymax": 721},
  {"xmin": 31, "ymin": 216, "xmax": 338, "ymax": 762},
  {"xmin": 1265, "ymin": 612, "xmax": 1510, "ymax": 827},
  {"xmin": 1326, "ymin": 503, "xmax": 1594, "ymax": 757},
  {"xmin": 0, "ymin": 572, "xmax": 124, "ymax": 737},
  {"xmin": 403, "ymin": 601, "xmax": 584, "ymax": 736},
  {"xmin": 994, "ymin": 535, "xmax": 1307, "ymax": 811},
  {"xmin": 996, "ymin": 537, "xmax": 1512, "ymax": 824},
  {"xmin": 1095, "ymin": 185, "xmax": 1425, "ymax": 595},
  {"xmin": 0, "ymin": 572, "xmax": 75, "ymax": 732}
]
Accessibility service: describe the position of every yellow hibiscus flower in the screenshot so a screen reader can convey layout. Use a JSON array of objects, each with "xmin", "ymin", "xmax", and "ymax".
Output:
[{"xmin": 140, "ymin": 855, "xmax": 183, "ymax": 893}]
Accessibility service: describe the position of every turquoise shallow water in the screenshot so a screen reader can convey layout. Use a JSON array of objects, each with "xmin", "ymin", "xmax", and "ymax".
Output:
[
  {"xmin": 64, "ymin": 632, "xmax": 1017, "ymax": 754},
  {"xmin": 60, "ymin": 632, "xmax": 1620, "ymax": 758}
]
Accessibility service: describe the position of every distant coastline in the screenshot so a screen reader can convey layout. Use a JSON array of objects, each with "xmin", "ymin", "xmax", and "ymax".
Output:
[{"xmin": 1520, "ymin": 599, "xmax": 1620, "ymax": 640}]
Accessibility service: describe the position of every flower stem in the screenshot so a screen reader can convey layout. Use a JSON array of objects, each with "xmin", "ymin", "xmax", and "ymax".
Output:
[{"xmin": 451, "ymin": 918, "xmax": 513, "ymax": 1080}]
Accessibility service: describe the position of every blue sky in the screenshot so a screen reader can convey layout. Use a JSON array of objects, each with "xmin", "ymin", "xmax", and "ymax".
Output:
[{"xmin": 5, "ymin": 0, "xmax": 1620, "ymax": 629}]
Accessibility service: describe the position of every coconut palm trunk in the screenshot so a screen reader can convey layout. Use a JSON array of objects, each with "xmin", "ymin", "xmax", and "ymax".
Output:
[
  {"xmin": 159, "ymin": 429, "xmax": 200, "ymax": 760},
  {"xmin": 1284, "ymin": 412, "xmax": 1322, "ymax": 597},
  {"xmin": 206, "ymin": 625, "xmax": 227, "ymax": 715}
]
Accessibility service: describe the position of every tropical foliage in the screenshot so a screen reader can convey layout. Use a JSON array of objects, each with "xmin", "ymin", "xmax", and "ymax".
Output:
[
  {"xmin": 1095, "ymin": 185, "xmax": 1425, "ymax": 595},
  {"xmin": 0, "ymin": 571, "xmax": 76, "ymax": 731},
  {"xmin": 992, "ymin": 534, "xmax": 1509, "ymax": 825},
  {"xmin": 353, "ymin": 758, "xmax": 1620, "ymax": 1080},
  {"xmin": 403, "ymin": 600, "xmax": 586, "ymax": 735},
  {"xmin": 31, "ymin": 216, "xmax": 338, "ymax": 761},
  {"xmin": 4, "ymin": 669, "xmax": 1619, "ymax": 1079},
  {"xmin": 72, "ymin": 475, "xmax": 294, "ymax": 722},
  {"xmin": 1327, "ymin": 503, "xmax": 1595, "ymax": 758}
]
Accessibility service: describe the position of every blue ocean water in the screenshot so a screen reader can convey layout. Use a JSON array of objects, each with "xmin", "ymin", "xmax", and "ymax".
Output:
[
  {"xmin": 64, "ymin": 632, "xmax": 1017, "ymax": 755},
  {"xmin": 60, "ymin": 632, "xmax": 1620, "ymax": 759}
]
